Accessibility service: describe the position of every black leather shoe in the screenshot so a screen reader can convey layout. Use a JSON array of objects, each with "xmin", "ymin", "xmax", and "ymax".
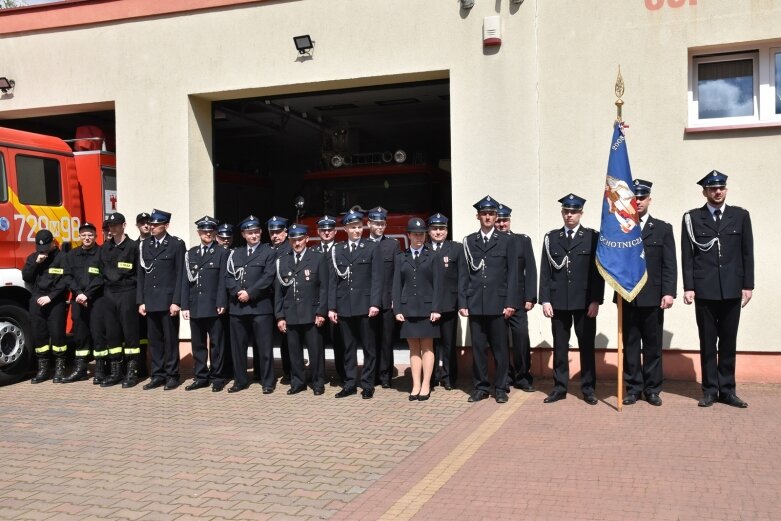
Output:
[
  {"xmin": 409, "ymin": 393, "xmax": 419, "ymax": 401},
  {"xmin": 543, "ymin": 391, "xmax": 566, "ymax": 403},
  {"xmin": 443, "ymin": 383, "xmax": 454, "ymax": 391},
  {"xmin": 164, "ymin": 378, "xmax": 180, "ymax": 390},
  {"xmin": 142, "ymin": 378, "xmax": 165, "ymax": 390},
  {"xmin": 361, "ymin": 388, "xmax": 374, "ymax": 399},
  {"xmin": 313, "ymin": 388, "xmax": 325, "ymax": 396},
  {"xmin": 286, "ymin": 386, "xmax": 306, "ymax": 395},
  {"xmin": 185, "ymin": 379, "xmax": 210, "ymax": 391},
  {"xmin": 645, "ymin": 392, "xmax": 663, "ymax": 406},
  {"xmin": 262, "ymin": 386, "xmax": 274, "ymax": 394},
  {"xmin": 622, "ymin": 394, "xmax": 639, "ymax": 405},
  {"xmin": 335, "ymin": 387, "xmax": 357, "ymax": 398},
  {"xmin": 513, "ymin": 382, "xmax": 536, "ymax": 393},
  {"xmin": 212, "ymin": 382, "xmax": 226, "ymax": 392},
  {"xmin": 583, "ymin": 393, "xmax": 598, "ymax": 405},
  {"xmin": 495, "ymin": 389, "xmax": 509, "ymax": 403},
  {"xmin": 280, "ymin": 375, "xmax": 290, "ymax": 385},
  {"xmin": 227, "ymin": 384, "xmax": 247, "ymax": 393},
  {"xmin": 381, "ymin": 381, "xmax": 391, "ymax": 389},
  {"xmin": 698, "ymin": 394, "xmax": 717, "ymax": 407},
  {"xmin": 418, "ymin": 392, "xmax": 430, "ymax": 401},
  {"xmin": 467, "ymin": 390, "xmax": 489, "ymax": 403},
  {"xmin": 719, "ymin": 393, "xmax": 748, "ymax": 408}
]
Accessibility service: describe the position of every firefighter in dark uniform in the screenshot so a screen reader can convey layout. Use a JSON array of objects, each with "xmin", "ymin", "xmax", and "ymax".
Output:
[
  {"xmin": 181, "ymin": 216, "xmax": 230, "ymax": 392},
  {"xmin": 216, "ymin": 222, "xmax": 234, "ymax": 249},
  {"xmin": 459, "ymin": 196, "xmax": 519, "ymax": 404},
  {"xmin": 98, "ymin": 212, "xmax": 140, "ymax": 387},
  {"xmin": 274, "ymin": 224, "xmax": 329, "ymax": 395},
  {"xmin": 135, "ymin": 212, "xmax": 152, "ymax": 378},
  {"xmin": 619, "ymin": 180, "xmax": 677, "ymax": 406},
  {"xmin": 681, "ymin": 170, "xmax": 753, "ymax": 408},
  {"xmin": 393, "ymin": 218, "xmax": 442, "ymax": 400},
  {"xmin": 137, "ymin": 209, "xmax": 186, "ymax": 390},
  {"xmin": 267, "ymin": 216, "xmax": 292, "ymax": 385},
  {"xmin": 367, "ymin": 206, "xmax": 399, "ymax": 388},
  {"xmin": 494, "ymin": 204, "xmax": 538, "ymax": 392},
  {"xmin": 225, "ymin": 215, "xmax": 277, "ymax": 393},
  {"xmin": 539, "ymin": 194, "xmax": 605, "ymax": 405},
  {"xmin": 23, "ymin": 229, "xmax": 69, "ymax": 384},
  {"xmin": 328, "ymin": 210, "xmax": 383, "ymax": 399},
  {"xmin": 312, "ymin": 215, "xmax": 346, "ymax": 383},
  {"xmin": 62, "ymin": 222, "xmax": 103, "ymax": 383},
  {"xmin": 427, "ymin": 213, "xmax": 465, "ymax": 390}
]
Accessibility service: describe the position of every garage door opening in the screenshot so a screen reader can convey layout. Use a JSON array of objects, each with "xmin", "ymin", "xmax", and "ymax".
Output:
[
  {"xmin": 0, "ymin": 110, "xmax": 116, "ymax": 152},
  {"xmin": 212, "ymin": 79, "xmax": 451, "ymax": 243}
]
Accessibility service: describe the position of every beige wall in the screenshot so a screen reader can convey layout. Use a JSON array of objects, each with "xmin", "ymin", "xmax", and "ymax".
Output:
[{"xmin": 0, "ymin": 0, "xmax": 778, "ymax": 351}]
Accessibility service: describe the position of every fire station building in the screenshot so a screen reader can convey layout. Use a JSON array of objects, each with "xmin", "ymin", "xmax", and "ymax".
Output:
[{"xmin": 1, "ymin": 0, "xmax": 779, "ymax": 381}]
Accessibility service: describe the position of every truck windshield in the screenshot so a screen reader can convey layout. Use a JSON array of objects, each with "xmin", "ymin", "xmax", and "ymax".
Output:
[{"xmin": 303, "ymin": 173, "xmax": 434, "ymax": 216}]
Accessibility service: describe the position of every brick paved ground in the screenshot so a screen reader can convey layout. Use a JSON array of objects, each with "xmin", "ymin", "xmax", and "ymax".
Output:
[{"xmin": 1, "ymin": 370, "xmax": 779, "ymax": 521}]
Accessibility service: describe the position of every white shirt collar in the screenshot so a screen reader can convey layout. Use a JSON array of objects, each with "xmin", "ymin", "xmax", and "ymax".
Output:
[{"xmin": 564, "ymin": 224, "xmax": 580, "ymax": 236}]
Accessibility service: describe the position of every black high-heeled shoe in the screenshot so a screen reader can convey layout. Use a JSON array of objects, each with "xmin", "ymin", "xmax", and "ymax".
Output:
[
  {"xmin": 409, "ymin": 393, "xmax": 419, "ymax": 401},
  {"xmin": 417, "ymin": 392, "xmax": 431, "ymax": 401}
]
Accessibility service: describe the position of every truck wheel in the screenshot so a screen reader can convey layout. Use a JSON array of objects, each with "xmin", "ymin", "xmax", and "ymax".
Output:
[{"xmin": 0, "ymin": 304, "xmax": 35, "ymax": 386}]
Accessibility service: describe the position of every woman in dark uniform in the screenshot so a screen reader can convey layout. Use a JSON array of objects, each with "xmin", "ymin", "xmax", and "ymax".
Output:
[{"xmin": 392, "ymin": 218, "xmax": 442, "ymax": 400}]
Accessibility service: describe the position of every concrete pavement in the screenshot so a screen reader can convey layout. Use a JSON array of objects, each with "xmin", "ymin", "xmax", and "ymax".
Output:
[{"xmin": 0, "ymin": 370, "xmax": 778, "ymax": 520}]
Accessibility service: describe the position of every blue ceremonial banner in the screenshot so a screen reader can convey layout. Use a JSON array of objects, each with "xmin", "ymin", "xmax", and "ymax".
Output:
[{"xmin": 595, "ymin": 122, "xmax": 647, "ymax": 302}]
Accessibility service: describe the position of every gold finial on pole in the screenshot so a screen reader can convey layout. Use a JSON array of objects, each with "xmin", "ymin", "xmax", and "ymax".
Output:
[{"xmin": 615, "ymin": 65, "xmax": 625, "ymax": 123}]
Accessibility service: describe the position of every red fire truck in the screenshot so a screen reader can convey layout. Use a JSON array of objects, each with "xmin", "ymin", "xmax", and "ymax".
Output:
[
  {"xmin": 0, "ymin": 126, "xmax": 116, "ymax": 385},
  {"xmin": 296, "ymin": 161, "xmax": 451, "ymax": 248}
]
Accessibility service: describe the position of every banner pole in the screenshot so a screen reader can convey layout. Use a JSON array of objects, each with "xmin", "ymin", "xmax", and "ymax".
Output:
[
  {"xmin": 617, "ymin": 297, "xmax": 624, "ymax": 412},
  {"xmin": 615, "ymin": 66, "xmax": 625, "ymax": 413}
]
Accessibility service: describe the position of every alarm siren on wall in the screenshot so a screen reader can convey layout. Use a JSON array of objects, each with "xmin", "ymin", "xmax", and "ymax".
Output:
[{"xmin": 483, "ymin": 16, "xmax": 501, "ymax": 47}]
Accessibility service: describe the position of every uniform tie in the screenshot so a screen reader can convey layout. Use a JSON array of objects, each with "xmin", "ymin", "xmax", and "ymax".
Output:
[
  {"xmin": 714, "ymin": 209, "xmax": 722, "ymax": 223},
  {"xmin": 350, "ymin": 242, "xmax": 357, "ymax": 253},
  {"xmin": 200, "ymin": 245, "xmax": 205, "ymax": 257},
  {"xmin": 483, "ymin": 236, "xmax": 489, "ymax": 246},
  {"xmin": 413, "ymin": 250, "xmax": 419, "ymax": 261},
  {"xmin": 567, "ymin": 229, "xmax": 574, "ymax": 242},
  {"xmin": 295, "ymin": 253, "xmax": 301, "ymax": 265},
  {"xmin": 248, "ymin": 246, "xmax": 254, "ymax": 256}
]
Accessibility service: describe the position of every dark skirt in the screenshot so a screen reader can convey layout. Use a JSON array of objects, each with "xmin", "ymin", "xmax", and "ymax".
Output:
[{"xmin": 399, "ymin": 317, "xmax": 441, "ymax": 339}]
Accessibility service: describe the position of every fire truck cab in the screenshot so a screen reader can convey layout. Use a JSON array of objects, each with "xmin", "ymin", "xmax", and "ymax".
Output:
[{"xmin": 0, "ymin": 126, "xmax": 115, "ymax": 385}]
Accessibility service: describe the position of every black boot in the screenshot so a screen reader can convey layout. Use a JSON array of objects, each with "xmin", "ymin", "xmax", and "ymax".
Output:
[
  {"xmin": 31, "ymin": 357, "xmax": 50, "ymax": 384},
  {"xmin": 92, "ymin": 359, "xmax": 107, "ymax": 385},
  {"xmin": 100, "ymin": 359, "xmax": 123, "ymax": 387},
  {"xmin": 122, "ymin": 357, "xmax": 139, "ymax": 388},
  {"xmin": 62, "ymin": 358, "xmax": 89, "ymax": 383},
  {"xmin": 52, "ymin": 357, "xmax": 67, "ymax": 383}
]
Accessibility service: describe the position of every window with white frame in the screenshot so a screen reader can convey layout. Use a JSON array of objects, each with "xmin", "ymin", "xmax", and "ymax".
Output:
[{"xmin": 689, "ymin": 43, "xmax": 781, "ymax": 127}]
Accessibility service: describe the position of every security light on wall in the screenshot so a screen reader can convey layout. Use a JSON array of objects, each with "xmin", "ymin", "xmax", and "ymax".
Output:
[
  {"xmin": 0, "ymin": 77, "xmax": 15, "ymax": 94},
  {"xmin": 293, "ymin": 35, "xmax": 314, "ymax": 55}
]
